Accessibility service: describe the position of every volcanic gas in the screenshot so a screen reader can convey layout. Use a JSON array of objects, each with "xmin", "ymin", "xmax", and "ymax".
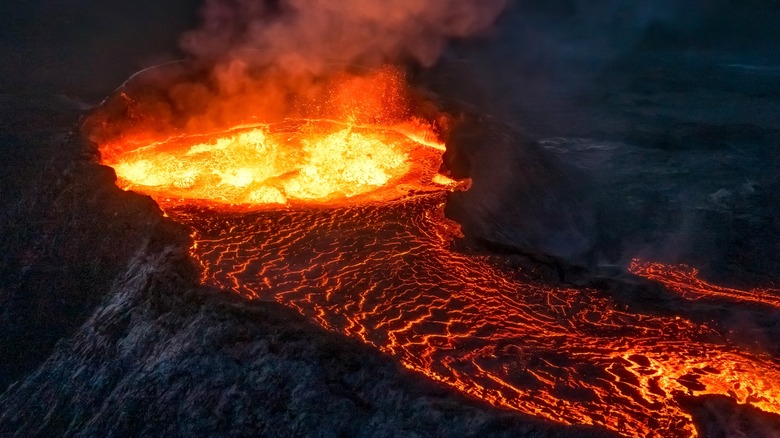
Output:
[{"xmin": 87, "ymin": 64, "xmax": 780, "ymax": 438}]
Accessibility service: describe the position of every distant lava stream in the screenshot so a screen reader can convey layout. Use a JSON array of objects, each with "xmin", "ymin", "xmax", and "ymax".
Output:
[
  {"xmin": 630, "ymin": 260, "xmax": 780, "ymax": 310},
  {"xmin": 90, "ymin": 66, "xmax": 780, "ymax": 438}
]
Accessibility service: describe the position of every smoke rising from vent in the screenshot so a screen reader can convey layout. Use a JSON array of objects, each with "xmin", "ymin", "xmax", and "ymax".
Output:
[
  {"xmin": 84, "ymin": 1, "xmax": 509, "ymax": 150},
  {"xmin": 180, "ymin": 0, "xmax": 507, "ymax": 74}
]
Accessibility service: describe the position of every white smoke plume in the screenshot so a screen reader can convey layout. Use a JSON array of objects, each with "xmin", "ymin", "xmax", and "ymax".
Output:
[{"xmin": 181, "ymin": 0, "xmax": 508, "ymax": 74}]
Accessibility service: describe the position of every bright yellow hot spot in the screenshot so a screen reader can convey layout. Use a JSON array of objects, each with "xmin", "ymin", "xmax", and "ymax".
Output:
[{"xmin": 106, "ymin": 120, "xmax": 449, "ymax": 208}]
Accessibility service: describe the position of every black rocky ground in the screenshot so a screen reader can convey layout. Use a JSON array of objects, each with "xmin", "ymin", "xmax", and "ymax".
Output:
[{"xmin": 423, "ymin": 1, "xmax": 780, "ymax": 287}]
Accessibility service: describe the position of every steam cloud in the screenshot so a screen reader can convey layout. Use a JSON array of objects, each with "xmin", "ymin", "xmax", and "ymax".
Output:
[
  {"xmin": 181, "ymin": 0, "xmax": 507, "ymax": 74},
  {"xmin": 86, "ymin": 0, "xmax": 509, "ymax": 167}
]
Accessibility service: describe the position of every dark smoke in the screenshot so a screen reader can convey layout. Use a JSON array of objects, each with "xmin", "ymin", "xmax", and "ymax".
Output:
[
  {"xmin": 181, "ymin": 0, "xmax": 507, "ymax": 74},
  {"xmin": 420, "ymin": 1, "xmax": 729, "ymax": 125},
  {"xmin": 83, "ymin": 0, "xmax": 511, "ymax": 152}
]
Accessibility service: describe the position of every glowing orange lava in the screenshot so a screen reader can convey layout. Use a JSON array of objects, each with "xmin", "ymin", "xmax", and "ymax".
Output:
[
  {"xmin": 630, "ymin": 259, "xmax": 780, "ymax": 309},
  {"xmin": 92, "ymin": 65, "xmax": 780, "ymax": 438},
  {"xmin": 96, "ymin": 66, "xmax": 454, "ymax": 209},
  {"xmin": 166, "ymin": 199, "xmax": 780, "ymax": 438},
  {"xmin": 102, "ymin": 120, "xmax": 451, "ymax": 209}
]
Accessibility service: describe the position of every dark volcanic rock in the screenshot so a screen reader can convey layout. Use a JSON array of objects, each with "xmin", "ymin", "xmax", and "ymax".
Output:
[
  {"xmin": 0, "ymin": 245, "xmax": 608, "ymax": 438},
  {"xmin": 0, "ymin": 95, "xmax": 187, "ymax": 390},
  {"xmin": 443, "ymin": 112, "xmax": 596, "ymax": 265},
  {"xmin": 679, "ymin": 395, "xmax": 780, "ymax": 438}
]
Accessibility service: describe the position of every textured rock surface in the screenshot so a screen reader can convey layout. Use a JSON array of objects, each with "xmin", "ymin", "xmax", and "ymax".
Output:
[{"xmin": 0, "ymin": 95, "xmax": 185, "ymax": 390}]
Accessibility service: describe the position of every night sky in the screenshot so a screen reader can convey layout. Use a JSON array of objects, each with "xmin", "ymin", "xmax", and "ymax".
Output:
[{"xmin": 2, "ymin": 1, "xmax": 779, "ymax": 99}]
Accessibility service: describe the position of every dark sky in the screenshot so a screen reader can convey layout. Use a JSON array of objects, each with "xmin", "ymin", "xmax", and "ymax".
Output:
[
  {"xmin": 1, "ymin": 0, "xmax": 777, "ymax": 100},
  {"xmin": 0, "ymin": 0, "xmax": 201, "ymax": 98}
]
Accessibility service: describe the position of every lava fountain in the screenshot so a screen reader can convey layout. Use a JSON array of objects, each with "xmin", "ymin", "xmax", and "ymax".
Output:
[{"xmin": 86, "ymin": 64, "xmax": 780, "ymax": 438}]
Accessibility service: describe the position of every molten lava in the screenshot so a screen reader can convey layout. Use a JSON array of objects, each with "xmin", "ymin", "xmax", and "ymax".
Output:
[
  {"xmin": 92, "ymin": 65, "xmax": 780, "ymax": 438},
  {"xmin": 630, "ymin": 259, "xmax": 780, "ymax": 309},
  {"xmin": 103, "ymin": 120, "xmax": 449, "ymax": 208},
  {"xmin": 96, "ymin": 66, "xmax": 453, "ymax": 209},
  {"xmin": 171, "ymin": 200, "xmax": 780, "ymax": 438}
]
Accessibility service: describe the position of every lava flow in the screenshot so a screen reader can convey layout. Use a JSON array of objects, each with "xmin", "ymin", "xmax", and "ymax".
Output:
[
  {"xmin": 630, "ymin": 260, "xmax": 780, "ymax": 309},
  {"xmin": 92, "ymin": 66, "xmax": 780, "ymax": 438}
]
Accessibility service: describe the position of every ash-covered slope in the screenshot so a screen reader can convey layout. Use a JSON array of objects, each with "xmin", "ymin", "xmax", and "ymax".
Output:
[
  {"xmin": 0, "ymin": 95, "xmax": 184, "ymax": 391},
  {"xmin": 0, "ymin": 97, "xmax": 613, "ymax": 437}
]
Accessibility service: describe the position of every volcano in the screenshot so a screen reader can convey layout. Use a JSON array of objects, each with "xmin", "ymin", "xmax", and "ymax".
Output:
[
  {"xmin": 3, "ymin": 2, "xmax": 780, "ymax": 438},
  {"xmin": 71, "ymin": 61, "xmax": 780, "ymax": 437}
]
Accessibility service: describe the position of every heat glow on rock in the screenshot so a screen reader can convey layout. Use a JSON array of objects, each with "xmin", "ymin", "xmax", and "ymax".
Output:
[{"xmin": 92, "ymin": 66, "xmax": 780, "ymax": 438}]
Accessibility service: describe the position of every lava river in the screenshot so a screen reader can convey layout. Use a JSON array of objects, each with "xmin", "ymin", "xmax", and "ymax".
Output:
[
  {"xmin": 92, "ymin": 69, "xmax": 780, "ymax": 437},
  {"xmin": 164, "ymin": 192, "xmax": 780, "ymax": 438}
]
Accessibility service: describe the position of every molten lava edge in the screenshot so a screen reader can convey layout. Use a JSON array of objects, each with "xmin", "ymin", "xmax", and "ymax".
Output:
[{"xmin": 630, "ymin": 259, "xmax": 780, "ymax": 309}]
